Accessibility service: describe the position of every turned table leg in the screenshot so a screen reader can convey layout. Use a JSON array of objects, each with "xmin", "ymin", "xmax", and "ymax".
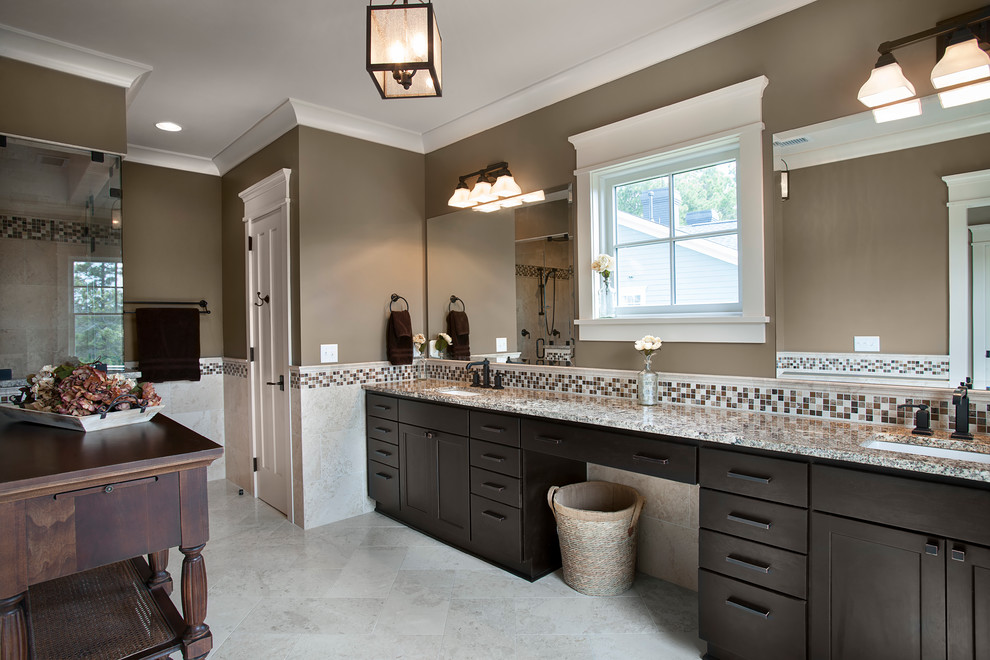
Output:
[
  {"xmin": 147, "ymin": 549, "xmax": 173, "ymax": 595},
  {"xmin": 179, "ymin": 543, "xmax": 211, "ymax": 660},
  {"xmin": 0, "ymin": 593, "xmax": 28, "ymax": 660}
]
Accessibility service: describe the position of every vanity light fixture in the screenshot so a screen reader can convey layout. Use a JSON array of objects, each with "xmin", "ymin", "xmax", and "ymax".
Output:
[
  {"xmin": 446, "ymin": 162, "xmax": 545, "ymax": 212},
  {"xmin": 367, "ymin": 0, "xmax": 442, "ymax": 99},
  {"xmin": 857, "ymin": 5, "xmax": 990, "ymax": 121}
]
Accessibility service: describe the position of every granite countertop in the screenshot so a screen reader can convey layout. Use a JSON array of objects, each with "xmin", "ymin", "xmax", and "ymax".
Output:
[{"xmin": 365, "ymin": 379, "xmax": 990, "ymax": 484}]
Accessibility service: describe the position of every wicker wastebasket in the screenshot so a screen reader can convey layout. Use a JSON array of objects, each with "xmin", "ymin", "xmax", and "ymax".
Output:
[{"xmin": 547, "ymin": 481, "xmax": 645, "ymax": 596}]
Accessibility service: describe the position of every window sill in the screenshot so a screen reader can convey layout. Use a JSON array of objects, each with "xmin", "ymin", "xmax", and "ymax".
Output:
[{"xmin": 575, "ymin": 315, "xmax": 769, "ymax": 343}]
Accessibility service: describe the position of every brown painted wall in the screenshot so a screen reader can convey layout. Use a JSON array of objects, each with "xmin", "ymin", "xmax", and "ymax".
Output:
[
  {"xmin": 297, "ymin": 126, "xmax": 425, "ymax": 365},
  {"xmin": 423, "ymin": 0, "xmax": 976, "ymax": 375},
  {"xmin": 122, "ymin": 162, "xmax": 222, "ymax": 360},
  {"xmin": 778, "ymin": 134, "xmax": 990, "ymax": 354},
  {"xmin": 0, "ymin": 57, "xmax": 127, "ymax": 154},
  {"xmin": 220, "ymin": 128, "xmax": 300, "ymax": 362}
]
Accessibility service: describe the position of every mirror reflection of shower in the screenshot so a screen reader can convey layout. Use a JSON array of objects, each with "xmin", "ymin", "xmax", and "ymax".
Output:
[{"xmin": 515, "ymin": 196, "xmax": 575, "ymax": 364}]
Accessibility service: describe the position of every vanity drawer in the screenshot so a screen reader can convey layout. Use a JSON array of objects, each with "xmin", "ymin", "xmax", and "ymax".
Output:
[
  {"xmin": 470, "ymin": 466, "xmax": 522, "ymax": 508},
  {"xmin": 470, "ymin": 411, "xmax": 520, "ymax": 447},
  {"xmin": 470, "ymin": 438, "xmax": 521, "ymax": 478},
  {"xmin": 367, "ymin": 418, "xmax": 398, "ymax": 445},
  {"xmin": 700, "ymin": 448, "xmax": 808, "ymax": 507},
  {"xmin": 700, "ymin": 529, "xmax": 807, "ymax": 599},
  {"xmin": 368, "ymin": 460, "xmax": 399, "ymax": 512},
  {"xmin": 699, "ymin": 570, "xmax": 807, "ymax": 660},
  {"xmin": 368, "ymin": 438, "xmax": 399, "ymax": 468},
  {"xmin": 522, "ymin": 419, "xmax": 696, "ymax": 484},
  {"xmin": 701, "ymin": 489, "xmax": 808, "ymax": 553},
  {"xmin": 470, "ymin": 494, "xmax": 522, "ymax": 563},
  {"xmin": 399, "ymin": 399, "xmax": 469, "ymax": 436},
  {"xmin": 367, "ymin": 393, "xmax": 398, "ymax": 420}
]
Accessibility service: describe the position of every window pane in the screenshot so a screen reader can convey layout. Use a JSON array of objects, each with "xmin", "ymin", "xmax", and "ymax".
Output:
[
  {"xmin": 73, "ymin": 261, "xmax": 101, "ymax": 286},
  {"xmin": 616, "ymin": 244, "xmax": 671, "ymax": 307},
  {"xmin": 673, "ymin": 161, "xmax": 737, "ymax": 237},
  {"xmin": 674, "ymin": 235, "xmax": 739, "ymax": 305},
  {"xmin": 74, "ymin": 314, "xmax": 124, "ymax": 364},
  {"xmin": 116, "ymin": 263, "xmax": 124, "ymax": 287},
  {"xmin": 614, "ymin": 176, "xmax": 672, "ymax": 239}
]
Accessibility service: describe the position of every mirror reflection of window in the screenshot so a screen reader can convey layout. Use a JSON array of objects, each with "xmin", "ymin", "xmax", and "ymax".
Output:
[{"xmin": 71, "ymin": 260, "xmax": 124, "ymax": 366}]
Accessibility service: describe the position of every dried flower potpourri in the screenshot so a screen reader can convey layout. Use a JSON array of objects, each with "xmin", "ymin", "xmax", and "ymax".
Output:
[{"xmin": 19, "ymin": 360, "xmax": 161, "ymax": 417}]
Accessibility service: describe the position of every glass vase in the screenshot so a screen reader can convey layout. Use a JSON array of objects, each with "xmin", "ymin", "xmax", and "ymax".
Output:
[
  {"xmin": 637, "ymin": 353, "xmax": 659, "ymax": 406},
  {"xmin": 599, "ymin": 278, "xmax": 615, "ymax": 318},
  {"xmin": 414, "ymin": 356, "xmax": 428, "ymax": 380}
]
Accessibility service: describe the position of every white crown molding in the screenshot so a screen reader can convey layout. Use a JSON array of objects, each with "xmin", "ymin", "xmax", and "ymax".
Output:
[
  {"xmin": 421, "ymin": 0, "xmax": 814, "ymax": 152},
  {"xmin": 774, "ymin": 95, "xmax": 990, "ymax": 171},
  {"xmin": 0, "ymin": 23, "xmax": 151, "ymax": 89},
  {"xmin": 125, "ymin": 144, "xmax": 220, "ymax": 176}
]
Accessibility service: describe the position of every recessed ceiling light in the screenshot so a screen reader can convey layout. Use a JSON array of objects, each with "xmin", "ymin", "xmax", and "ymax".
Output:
[{"xmin": 155, "ymin": 121, "xmax": 182, "ymax": 132}]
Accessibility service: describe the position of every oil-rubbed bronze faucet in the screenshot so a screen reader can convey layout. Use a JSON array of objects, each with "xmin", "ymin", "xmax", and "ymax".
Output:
[
  {"xmin": 466, "ymin": 359, "xmax": 491, "ymax": 388},
  {"xmin": 952, "ymin": 378, "xmax": 974, "ymax": 440},
  {"xmin": 897, "ymin": 403, "xmax": 932, "ymax": 436}
]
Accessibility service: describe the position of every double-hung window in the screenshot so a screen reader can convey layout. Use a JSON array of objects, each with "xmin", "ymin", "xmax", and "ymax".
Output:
[
  {"xmin": 570, "ymin": 76, "xmax": 769, "ymax": 343},
  {"xmin": 71, "ymin": 259, "xmax": 124, "ymax": 365}
]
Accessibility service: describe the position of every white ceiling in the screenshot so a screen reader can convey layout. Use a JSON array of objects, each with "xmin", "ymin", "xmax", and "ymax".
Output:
[{"xmin": 0, "ymin": 0, "xmax": 814, "ymax": 174}]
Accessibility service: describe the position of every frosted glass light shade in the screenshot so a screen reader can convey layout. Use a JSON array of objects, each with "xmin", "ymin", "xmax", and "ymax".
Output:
[
  {"xmin": 939, "ymin": 80, "xmax": 990, "ymax": 108},
  {"xmin": 872, "ymin": 98, "xmax": 922, "ymax": 123},
  {"xmin": 932, "ymin": 37, "xmax": 990, "ymax": 89},
  {"xmin": 448, "ymin": 186, "xmax": 474, "ymax": 207},
  {"xmin": 491, "ymin": 174, "xmax": 522, "ymax": 197},
  {"xmin": 468, "ymin": 180, "xmax": 496, "ymax": 203},
  {"xmin": 858, "ymin": 60, "xmax": 916, "ymax": 108}
]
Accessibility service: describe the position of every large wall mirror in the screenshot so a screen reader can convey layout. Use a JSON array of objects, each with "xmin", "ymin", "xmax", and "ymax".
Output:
[
  {"xmin": 426, "ymin": 186, "xmax": 576, "ymax": 365},
  {"xmin": 0, "ymin": 136, "xmax": 123, "ymax": 379}
]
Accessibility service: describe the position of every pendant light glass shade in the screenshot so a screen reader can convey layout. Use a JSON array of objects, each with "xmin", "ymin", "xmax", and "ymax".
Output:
[
  {"xmin": 367, "ymin": 2, "xmax": 442, "ymax": 99},
  {"xmin": 858, "ymin": 55, "xmax": 916, "ymax": 108},
  {"xmin": 491, "ymin": 174, "xmax": 522, "ymax": 198},
  {"xmin": 932, "ymin": 34, "xmax": 990, "ymax": 89},
  {"xmin": 447, "ymin": 183, "xmax": 474, "ymax": 208}
]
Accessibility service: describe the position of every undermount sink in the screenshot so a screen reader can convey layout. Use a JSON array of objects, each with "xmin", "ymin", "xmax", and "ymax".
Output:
[
  {"xmin": 434, "ymin": 387, "xmax": 484, "ymax": 397},
  {"xmin": 861, "ymin": 435, "xmax": 990, "ymax": 464}
]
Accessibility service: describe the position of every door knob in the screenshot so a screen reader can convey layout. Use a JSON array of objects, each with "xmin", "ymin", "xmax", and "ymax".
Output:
[{"xmin": 266, "ymin": 375, "xmax": 285, "ymax": 391}]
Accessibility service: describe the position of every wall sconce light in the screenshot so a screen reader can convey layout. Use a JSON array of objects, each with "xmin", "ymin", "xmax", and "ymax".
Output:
[
  {"xmin": 447, "ymin": 162, "xmax": 544, "ymax": 212},
  {"xmin": 367, "ymin": 0, "xmax": 442, "ymax": 99},
  {"xmin": 858, "ymin": 6, "xmax": 990, "ymax": 122}
]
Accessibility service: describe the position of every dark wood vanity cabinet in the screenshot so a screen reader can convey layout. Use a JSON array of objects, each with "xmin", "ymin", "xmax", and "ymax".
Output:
[
  {"xmin": 366, "ymin": 393, "xmax": 400, "ymax": 514},
  {"xmin": 698, "ymin": 447, "xmax": 809, "ymax": 660},
  {"xmin": 398, "ymin": 423, "xmax": 471, "ymax": 543},
  {"xmin": 810, "ymin": 465, "xmax": 990, "ymax": 660}
]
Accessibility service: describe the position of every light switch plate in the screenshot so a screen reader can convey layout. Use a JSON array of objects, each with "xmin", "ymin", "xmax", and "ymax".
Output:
[
  {"xmin": 320, "ymin": 343, "xmax": 338, "ymax": 363},
  {"xmin": 496, "ymin": 337, "xmax": 507, "ymax": 352},
  {"xmin": 854, "ymin": 336, "xmax": 880, "ymax": 352}
]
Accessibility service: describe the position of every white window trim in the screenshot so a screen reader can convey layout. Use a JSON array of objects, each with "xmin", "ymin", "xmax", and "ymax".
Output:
[{"xmin": 569, "ymin": 76, "xmax": 769, "ymax": 343}]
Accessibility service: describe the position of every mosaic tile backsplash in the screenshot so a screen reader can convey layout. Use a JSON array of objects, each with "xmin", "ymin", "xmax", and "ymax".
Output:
[
  {"xmin": 1, "ymin": 215, "xmax": 121, "ymax": 247},
  {"xmin": 776, "ymin": 352, "xmax": 950, "ymax": 378}
]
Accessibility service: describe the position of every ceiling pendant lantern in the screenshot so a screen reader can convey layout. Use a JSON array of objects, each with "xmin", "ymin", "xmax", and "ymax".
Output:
[{"xmin": 367, "ymin": 0, "xmax": 442, "ymax": 99}]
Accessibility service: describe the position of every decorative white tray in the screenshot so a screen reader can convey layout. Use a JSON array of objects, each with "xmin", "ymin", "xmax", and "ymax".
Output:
[{"xmin": 0, "ymin": 404, "xmax": 164, "ymax": 432}]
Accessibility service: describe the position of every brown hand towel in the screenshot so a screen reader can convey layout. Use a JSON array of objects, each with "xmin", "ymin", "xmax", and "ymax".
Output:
[
  {"xmin": 447, "ymin": 311, "xmax": 471, "ymax": 360},
  {"xmin": 136, "ymin": 308, "xmax": 201, "ymax": 383},
  {"xmin": 387, "ymin": 310, "xmax": 413, "ymax": 365}
]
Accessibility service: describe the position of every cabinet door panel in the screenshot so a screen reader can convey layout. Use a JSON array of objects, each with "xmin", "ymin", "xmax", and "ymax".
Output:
[
  {"xmin": 947, "ymin": 541, "xmax": 990, "ymax": 660},
  {"xmin": 399, "ymin": 425, "xmax": 436, "ymax": 523},
  {"xmin": 810, "ymin": 513, "xmax": 946, "ymax": 660},
  {"xmin": 435, "ymin": 433, "xmax": 470, "ymax": 543}
]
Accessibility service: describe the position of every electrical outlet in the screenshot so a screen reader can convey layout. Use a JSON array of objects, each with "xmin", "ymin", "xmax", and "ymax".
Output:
[
  {"xmin": 320, "ymin": 343, "xmax": 338, "ymax": 363},
  {"xmin": 854, "ymin": 336, "xmax": 880, "ymax": 352},
  {"xmin": 496, "ymin": 337, "xmax": 507, "ymax": 352}
]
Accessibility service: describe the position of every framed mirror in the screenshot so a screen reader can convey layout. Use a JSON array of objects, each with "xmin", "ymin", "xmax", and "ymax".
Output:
[{"xmin": 0, "ymin": 136, "xmax": 123, "ymax": 379}]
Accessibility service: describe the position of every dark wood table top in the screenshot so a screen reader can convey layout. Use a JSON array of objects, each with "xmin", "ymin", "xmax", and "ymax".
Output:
[{"xmin": 0, "ymin": 415, "xmax": 223, "ymax": 502}]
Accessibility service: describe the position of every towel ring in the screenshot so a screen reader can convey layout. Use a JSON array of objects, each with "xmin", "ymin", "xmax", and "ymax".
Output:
[
  {"xmin": 389, "ymin": 293, "xmax": 409, "ymax": 312},
  {"xmin": 448, "ymin": 295, "xmax": 466, "ymax": 312}
]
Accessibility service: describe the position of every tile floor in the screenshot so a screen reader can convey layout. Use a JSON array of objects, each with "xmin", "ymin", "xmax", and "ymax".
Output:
[{"xmin": 169, "ymin": 480, "xmax": 706, "ymax": 659}]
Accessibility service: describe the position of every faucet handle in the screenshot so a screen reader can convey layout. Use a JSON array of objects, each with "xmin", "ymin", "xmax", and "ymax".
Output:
[{"xmin": 898, "ymin": 403, "xmax": 932, "ymax": 436}]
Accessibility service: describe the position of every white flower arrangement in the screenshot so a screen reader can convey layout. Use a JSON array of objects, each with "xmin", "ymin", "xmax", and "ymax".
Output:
[
  {"xmin": 591, "ymin": 254, "xmax": 614, "ymax": 282},
  {"xmin": 434, "ymin": 332, "xmax": 453, "ymax": 353},
  {"xmin": 634, "ymin": 335, "xmax": 662, "ymax": 356},
  {"xmin": 413, "ymin": 333, "xmax": 427, "ymax": 356}
]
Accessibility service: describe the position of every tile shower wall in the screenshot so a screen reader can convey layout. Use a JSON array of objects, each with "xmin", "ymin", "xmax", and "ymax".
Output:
[{"xmin": 222, "ymin": 358, "xmax": 252, "ymax": 494}]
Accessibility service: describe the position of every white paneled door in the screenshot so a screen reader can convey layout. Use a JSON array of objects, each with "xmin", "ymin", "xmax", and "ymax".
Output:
[{"xmin": 240, "ymin": 170, "xmax": 292, "ymax": 517}]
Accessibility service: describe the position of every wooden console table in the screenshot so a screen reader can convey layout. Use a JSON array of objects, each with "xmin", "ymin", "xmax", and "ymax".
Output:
[{"xmin": 0, "ymin": 414, "xmax": 222, "ymax": 660}]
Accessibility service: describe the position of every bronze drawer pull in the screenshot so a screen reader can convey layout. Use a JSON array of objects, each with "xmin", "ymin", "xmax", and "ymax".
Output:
[
  {"xmin": 482, "ymin": 510, "xmax": 507, "ymax": 522},
  {"xmin": 374, "ymin": 449, "xmax": 392, "ymax": 457},
  {"xmin": 480, "ymin": 425, "xmax": 506, "ymax": 433},
  {"xmin": 725, "ymin": 597, "xmax": 771, "ymax": 619},
  {"xmin": 374, "ymin": 426, "xmax": 392, "ymax": 434},
  {"xmin": 727, "ymin": 513, "xmax": 772, "ymax": 530},
  {"xmin": 727, "ymin": 470, "xmax": 773, "ymax": 484},
  {"xmin": 535, "ymin": 435, "xmax": 562, "ymax": 445},
  {"xmin": 375, "ymin": 472, "xmax": 393, "ymax": 480},
  {"xmin": 373, "ymin": 404, "xmax": 391, "ymax": 411},
  {"xmin": 482, "ymin": 453, "xmax": 506, "ymax": 462},
  {"xmin": 55, "ymin": 475, "xmax": 158, "ymax": 500},
  {"xmin": 632, "ymin": 453, "xmax": 669, "ymax": 465},
  {"xmin": 725, "ymin": 554, "xmax": 772, "ymax": 574},
  {"xmin": 482, "ymin": 482, "xmax": 506, "ymax": 492}
]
